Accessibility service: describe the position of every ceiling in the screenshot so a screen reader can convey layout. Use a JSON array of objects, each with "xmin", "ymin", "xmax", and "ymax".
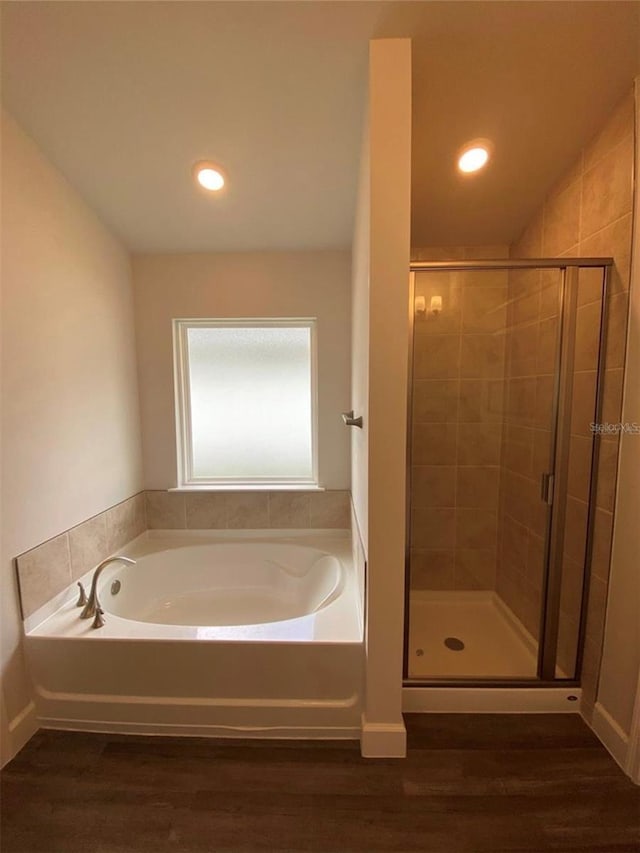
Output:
[
  {"xmin": 407, "ymin": 2, "xmax": 640, "ymax": 246},
  {"xmin": 2, "ymin": 2, "xmax": 639, "ymax": 253}
]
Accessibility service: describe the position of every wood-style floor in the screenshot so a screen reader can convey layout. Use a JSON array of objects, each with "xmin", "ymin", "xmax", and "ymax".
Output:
[{"xmin": 1, "ymin": 714, "xmax": 638, "ymax": 852}]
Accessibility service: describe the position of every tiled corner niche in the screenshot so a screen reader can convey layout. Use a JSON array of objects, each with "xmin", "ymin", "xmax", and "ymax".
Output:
[{"xmin": 15, "ymin": 489, "xmax": 351, "ymax": 620}]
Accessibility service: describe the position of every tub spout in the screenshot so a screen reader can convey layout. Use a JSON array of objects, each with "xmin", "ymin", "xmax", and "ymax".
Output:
[{"xmin": 80, "ymin": 556, "xmax": 136, "ymax": 620}]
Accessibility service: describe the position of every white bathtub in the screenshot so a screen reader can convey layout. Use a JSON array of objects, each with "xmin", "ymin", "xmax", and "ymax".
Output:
[
  {"xmin": 24, "ymin": 530, "xmax": 364, "ymax": 738},
  {"xmin": 104, "ymin": 541, "xmax": 345, "ymax": 632}
]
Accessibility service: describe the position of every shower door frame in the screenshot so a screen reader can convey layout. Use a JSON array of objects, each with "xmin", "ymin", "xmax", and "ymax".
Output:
[{"xmin": 403, "ymin": 258, "xmax": 613, "ymax": 688}]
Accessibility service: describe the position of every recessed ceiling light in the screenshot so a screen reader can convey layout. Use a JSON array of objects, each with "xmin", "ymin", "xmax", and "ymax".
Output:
[
  {"xmin": 193, "ymin": 161, "xmax": 226, "ymax": 192},
  {"xmin": 457, "ymin": 140, "xmax": 492, "ymax": 174}
]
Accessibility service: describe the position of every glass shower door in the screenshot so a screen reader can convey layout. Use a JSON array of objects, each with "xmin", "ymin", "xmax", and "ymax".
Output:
[
  {"xmin": 406, "ymin": 264, "xmax": 564, "ymax": 681},
  {"xmin": 543, "ymin": 265, "xmax": 608, "ymax": 681}
]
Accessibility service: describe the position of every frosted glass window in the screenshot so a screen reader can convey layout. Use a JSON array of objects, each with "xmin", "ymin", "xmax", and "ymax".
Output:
[{"xmin": 174, "ymin": 320, "xmax": 317, "ymax": 485}]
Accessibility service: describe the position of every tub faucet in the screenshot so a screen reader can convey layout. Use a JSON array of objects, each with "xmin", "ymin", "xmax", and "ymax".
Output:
[{"xmin": 80, "ymin": 556, "xmax": 136, "ymax": 621}]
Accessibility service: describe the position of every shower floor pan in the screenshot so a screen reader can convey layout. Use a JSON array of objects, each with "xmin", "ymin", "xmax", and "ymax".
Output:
[{"xmin": 408, "ymin": 591, "xmax": 538, "ymax": 679}]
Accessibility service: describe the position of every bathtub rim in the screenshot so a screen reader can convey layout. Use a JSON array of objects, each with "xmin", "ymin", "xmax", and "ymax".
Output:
[{"xmin": 24, "ymin": 528, "xmax": 361, "ymax": 644}]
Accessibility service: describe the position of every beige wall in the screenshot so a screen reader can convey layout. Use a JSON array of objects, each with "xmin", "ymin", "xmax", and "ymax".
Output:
[
  {"xmin": 361, "ymin": 39, "xmax": 411, "ymax": 757},
  {"xmin": 410, "ymin": 246, "xmax": 509, "ymax": 262},
  {"xmin": 132, "ymin": 252, "xmax": 351, "ymax": 491},
  {"xmin": 350, "ymin": 111, "xmax": 370, "ymax": 553},
  {"xmin": 597, "ymin": 79, "xmax": 640, "ymax": 744},
  {"xmin": 0, "ymin": 112, "xmax": 143, "ymax": 764},
  {"xmin": 511, "ymin": 91, "xmax": 635, "ymax": 716}
]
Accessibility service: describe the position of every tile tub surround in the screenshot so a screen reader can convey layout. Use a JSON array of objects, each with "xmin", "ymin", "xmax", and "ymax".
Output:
[
  {"xmin": 145, "ymin": 489, "xmax": 351, "ymax": 531},
  {"xmin": 16, "ymin": 490, "xmax": 351, "ymax": 621},
  {"xmin": 15, "ymin": 493, "xmax": 146, "ymax": 619},
  {"xmin": 509, "ymin": 90, "xmax": 635, "ymax": 715}
]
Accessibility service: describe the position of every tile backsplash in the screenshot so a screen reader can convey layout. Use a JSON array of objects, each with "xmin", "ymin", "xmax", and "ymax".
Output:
[
  {"xmin": 145, "ymin": 489, "xmax": 351, "ymax": 532},
  {"xmin": 15, "ymin": 489, "xmax": 351, "ymax": 619},
  {"xmin": 16, "ymin": 533, "xmax": 72, "ymax": 620},
  {"xmin": 16, "ymin": 493, "xmax": 146, "ymax": 619}
]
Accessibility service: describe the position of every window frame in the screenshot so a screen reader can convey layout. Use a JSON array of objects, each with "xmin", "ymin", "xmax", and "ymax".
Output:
[{"xmin": 173, "ymin": 317, "xmax": 319, "ymax": 489}]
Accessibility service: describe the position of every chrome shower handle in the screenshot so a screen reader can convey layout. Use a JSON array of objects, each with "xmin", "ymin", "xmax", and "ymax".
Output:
[
  {"xmin": 540, "ymin": 472, "xmax": 555, "ymax": 505},
  {"xmin": 341, "ymin": 410, "xmax": 363, "ymax": 428}
]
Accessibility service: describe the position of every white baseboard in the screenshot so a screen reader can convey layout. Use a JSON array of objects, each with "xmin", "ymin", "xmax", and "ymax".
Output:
[
  {"xmin": 4, "ymin": 701, "xmax": 38, "ymax": 766},
  {"xmin": 360, "ymin": 714, "xmax": 407, "ymax": 757},
  {"xmin": 403, "ymin": 687, "xmax": 582, "ymax": 714},
  {"xmin": 590, "ymin": 702, "xmax": 632, "ymax": 777}
]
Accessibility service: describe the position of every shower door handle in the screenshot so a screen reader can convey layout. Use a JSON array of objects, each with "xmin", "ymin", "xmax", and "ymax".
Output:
[{"xmin": 540, "ymin": 472, "xmax": 555, "ymax": 505}]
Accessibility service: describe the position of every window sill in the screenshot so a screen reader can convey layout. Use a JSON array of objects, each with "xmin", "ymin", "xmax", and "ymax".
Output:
[{"xmin": 169, "ymin": 485, "xmax": 325, "ymax": 493}]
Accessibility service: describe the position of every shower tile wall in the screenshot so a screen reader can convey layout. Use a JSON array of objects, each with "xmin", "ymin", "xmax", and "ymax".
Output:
[
  {"xmin": 410, "ymin": 246, "xmax": 509, "ymax": 592},
  {"xmin": 495, "ymin": 268, "xmax": 559, "ymax": 641},
  {"xmin": 509, "ymin": 91, "xmax": 634, "ymax": 706}
]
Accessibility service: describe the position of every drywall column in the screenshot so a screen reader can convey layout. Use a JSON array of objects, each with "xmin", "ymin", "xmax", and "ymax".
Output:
[
  {"xmin": 360, "ymin": 39, "xmax": 412, "ymax": 758},
  {"xmin": 594, "ymin": 78, "xmax": 640, "ymax": 782},
  {"xmin": 350, "ymin": 108, "xmax": 370, "ymax": 555}
]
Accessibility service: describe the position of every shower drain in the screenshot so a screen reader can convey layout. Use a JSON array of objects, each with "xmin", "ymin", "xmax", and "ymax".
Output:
[{"xmin": 444, "ymin": 636, "xmax": 465, "ymax": 651}]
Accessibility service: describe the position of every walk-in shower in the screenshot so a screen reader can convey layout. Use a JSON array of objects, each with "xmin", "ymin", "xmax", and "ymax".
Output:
[{"xmin": 404, "ymin": 259, "xmax": 612, "ymax": 687}]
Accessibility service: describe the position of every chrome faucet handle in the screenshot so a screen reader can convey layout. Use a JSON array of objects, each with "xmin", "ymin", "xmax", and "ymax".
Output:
[
  {"xmin": 75, "ymin": 582, "xmax": 88, "ymax": 607},
  {"xmin": 80, "ymin": 596, "xmax": 95, "ymax": 619},
  {"xmin": 91, "ymin": 603, "xmax": 105, "ymax": 630}
]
